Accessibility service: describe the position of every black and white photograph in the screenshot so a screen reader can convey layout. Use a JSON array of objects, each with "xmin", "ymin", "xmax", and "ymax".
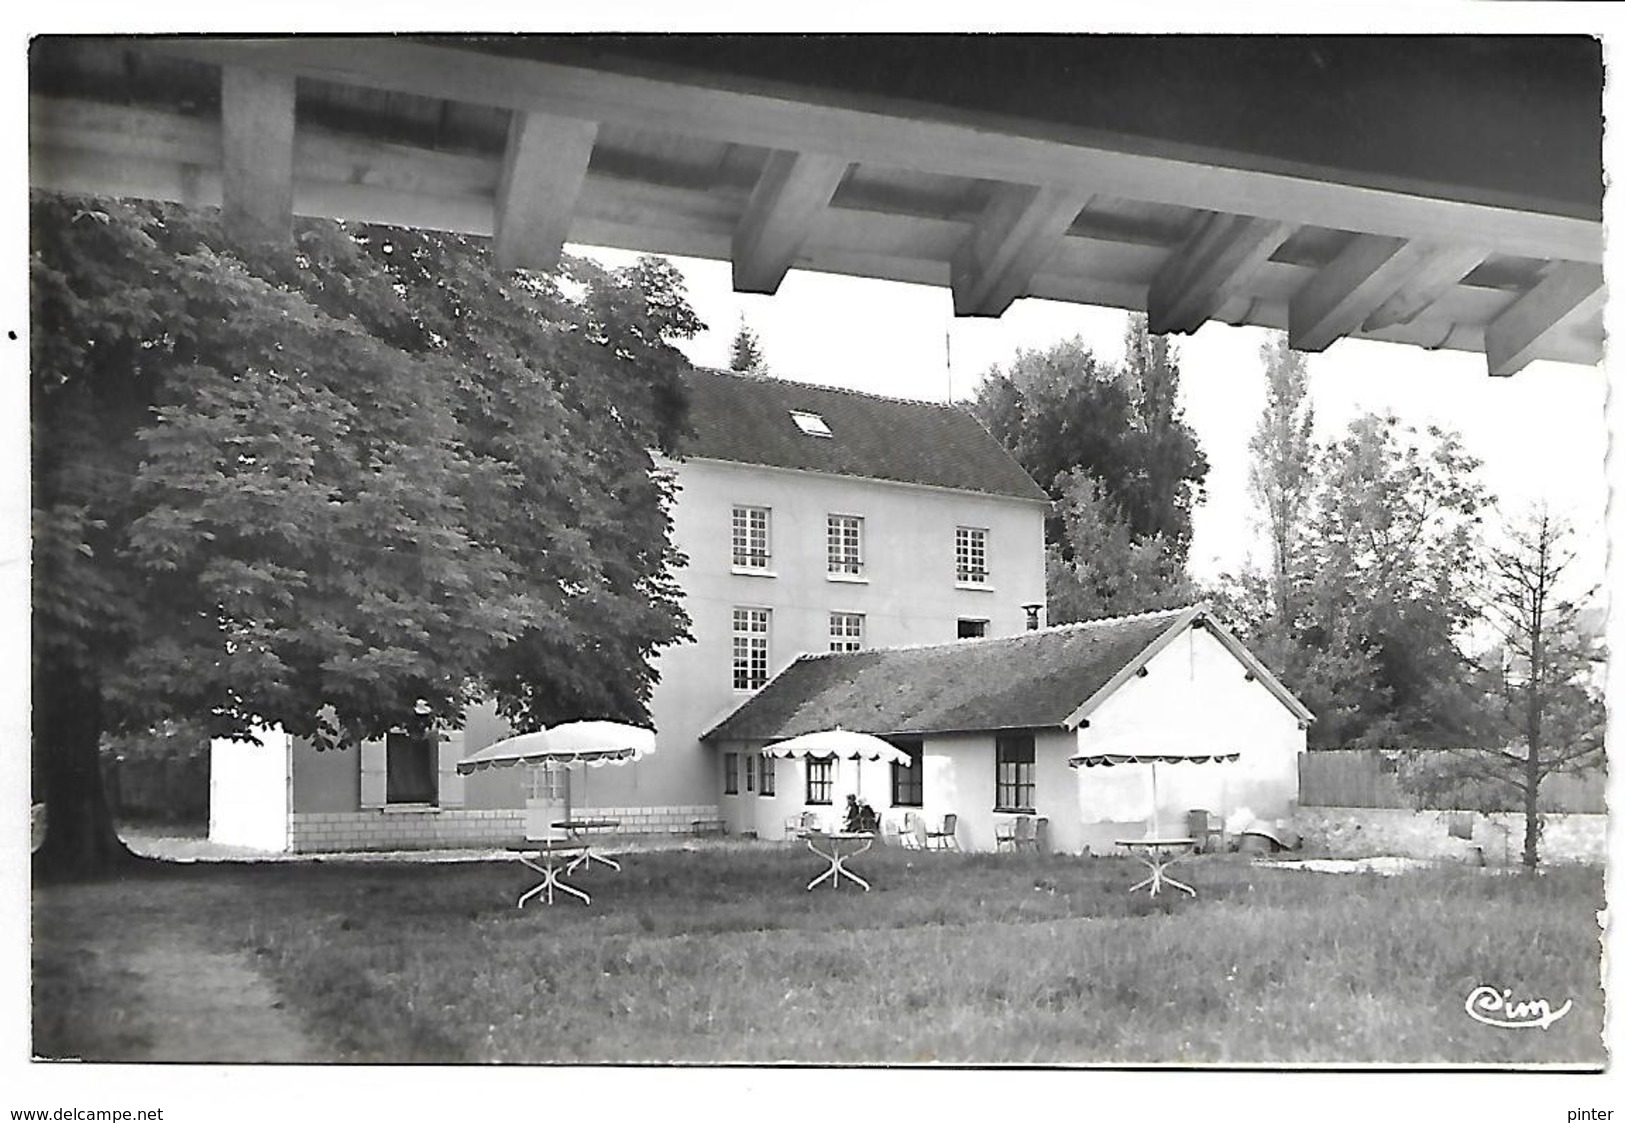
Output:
[{"xmin": 9, "ymin": 12, "xmax": 1616, "ymax": 1120}]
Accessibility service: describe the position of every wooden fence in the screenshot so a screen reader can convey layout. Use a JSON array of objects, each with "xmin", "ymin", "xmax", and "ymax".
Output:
[{"xmin": 1299, "ymin": 748, "xmax": 1605, "ymax": 814}]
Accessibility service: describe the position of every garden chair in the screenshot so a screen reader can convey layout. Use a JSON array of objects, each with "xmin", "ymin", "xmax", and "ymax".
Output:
[
  {"xmin": 1186, "ymin": 809, "xmax": 1224, "ymax": 854},
  {"xmin": 925, "ymin": 812, "xmax": 959, "ymax": 851},
  {"xmin": 1014, "ymin": 814, "xmax": 1038, "ymax": 852},
  {"xmin": 786, "ymin": 811, "xmax": 821, "ymax": 837},
  {"xmin": 994, "ymin": 817, "xmax": 1019, "ymax": 851}
]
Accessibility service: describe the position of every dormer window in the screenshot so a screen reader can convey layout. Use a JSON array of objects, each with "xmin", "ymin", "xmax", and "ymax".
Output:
[{"xmin": 789, "ymin": 410, "xmax": 832, "ymax": 437}]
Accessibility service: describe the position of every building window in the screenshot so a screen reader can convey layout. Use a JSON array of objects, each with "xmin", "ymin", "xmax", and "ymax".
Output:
[
  {"xmin": 745, "ymin": 752, "xmax": 756, "ymax": 793},
  {"xmin": 956, "ymin": 526, "xmax": 989, "ymax": 584},
  {"xmin": 827, "ymin": 514, "xmax": 864, "ymax": 576},
  {"xmin": 723, "ymin": 752, "xmax": 739, "ymax": 795},
  {"xmin": 759, "ymin": 753, "xmax": 777, "ymax": 797},
  {"xmin": 733, "ymin": 607, "xmax": 771, "ymax": 690},
  {"xmin": 732, "ymin": 505, "xmax": 771, "ymax": 571},
  {"xmin": 995, "ymin": 733, "xmax": 1035, "ymax": 813},
  {"xmin": 806, "ymin": 757, "xmax": 834, "ymax": 805},
  {"xmin": 958, "ymin": 618, "xmax": 988, "ymax": 639},
  {"xmin": 385, "ymin": 730, "xmax": 437, "ymax": 804},
  {"xmin": 790, "ymin": 410, "xmax": 833, "ymax": 437},
  {"xmin": 890, "ymin": 737, "xmax": 924, "ymax": 807},
  {"xmin": 829, "ymin": 611, "xmax": 865, "ymax": 653}
]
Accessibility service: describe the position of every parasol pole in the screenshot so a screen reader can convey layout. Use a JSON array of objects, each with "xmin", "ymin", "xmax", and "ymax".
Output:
[{"xmin": 1149, "ymin": 761, "xmax": 1160, "ymax": 839}]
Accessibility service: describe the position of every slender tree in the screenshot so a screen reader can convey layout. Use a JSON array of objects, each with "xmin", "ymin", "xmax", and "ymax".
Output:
[
  {"xmin": 1399, "ymin": 509, "xmax": 1605, "ymax": 868},
  {"xmin": 1247, "ymin": 333, "xmax": 1316, "ymax": 622},
  {"xmin": 31, "ymin": 194, "xmax": 698, "ymax": 877}
]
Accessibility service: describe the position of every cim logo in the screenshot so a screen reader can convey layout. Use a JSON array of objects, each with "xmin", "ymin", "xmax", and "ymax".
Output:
[{"xmin": 1464, "ymin": 985, "xmax": 1573, "ymax": 1030}]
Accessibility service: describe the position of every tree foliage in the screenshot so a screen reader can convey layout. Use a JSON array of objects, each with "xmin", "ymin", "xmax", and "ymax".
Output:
[
  {"xmin": 1247, "ymin": 334, "xmax": 1316, "ymax": 620},
  {"xmin": 1296, "ymin": 413, "xmax": 1487, "ymax": 747},
  {"xmin": 969, "ymin": 323, "xmax": 1208, "ymax": 565},
  {"xmin": 1223, "ymin": 400, "xmax": 1491, "ymax": 750},
  {"xmin": 728, "ymin": 317, "xmax": 769, "ymax": 375},
  {"xmin": 1397, "ymin": 509, "xmax": 1605, "ymax": 867},
  {"xmin": 1045, "ymin": 469, "xmax": 1195, "ymax": 623},
  {"xmin": 31, "ymin": 194, "xmax": 700, "ymax": 874}
]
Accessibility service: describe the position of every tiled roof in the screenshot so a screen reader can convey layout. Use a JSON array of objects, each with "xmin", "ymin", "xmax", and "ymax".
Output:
[
  {"xmin": 703, "ymin": 605, "xmax": 1314, "ymax": 742},
  {"xmin": 677, "ymin": 367, "xmax": 1048, "ymax": 502}
]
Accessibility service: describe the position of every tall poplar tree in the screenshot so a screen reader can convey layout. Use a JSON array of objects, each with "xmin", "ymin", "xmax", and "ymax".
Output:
[{"xmin": 1247, "ymin": 333, "xmax": 1316, "ymax": 623}]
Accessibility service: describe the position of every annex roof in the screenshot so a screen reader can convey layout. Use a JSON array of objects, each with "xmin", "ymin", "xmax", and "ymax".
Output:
[
  {"xmin": 678, "ymin": 367, "xmax": 1048, "ymax": 502},
  {"xmin": 701, "ymin": 604, "xmax": 1313, "ymax": 743}
]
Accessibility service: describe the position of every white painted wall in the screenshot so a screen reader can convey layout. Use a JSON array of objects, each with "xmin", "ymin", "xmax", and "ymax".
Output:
[
  {"xmin": 208, "ymin": 727, "xmax": 291, "ymax": 851},
  {"xmin": 1071, "ymin": 625, "xmax": 1306, "ymax": 855},
  {"xmin": 662, "ymin": 456, "xmax": 1047, "ymax": 835}
]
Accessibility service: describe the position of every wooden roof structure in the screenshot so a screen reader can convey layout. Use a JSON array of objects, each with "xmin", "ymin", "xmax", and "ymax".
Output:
[{"xmin": 28, "ymin": 35, "xmax": 1604, "ymax": 377}]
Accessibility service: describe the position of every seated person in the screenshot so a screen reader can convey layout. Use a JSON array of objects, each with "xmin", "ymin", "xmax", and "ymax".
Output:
[{"xmin": 843, "ymin": 794, "xmax": 880, "ymax": 833}]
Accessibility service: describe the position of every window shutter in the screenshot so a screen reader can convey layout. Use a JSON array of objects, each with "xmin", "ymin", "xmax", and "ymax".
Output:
[
  {"xmin": 437, "ymin": 729, "xmax": 466, "ymax": 809},
  {"xmin": 359, "ymin": 738, "xmax": 387, "ymax": 809}
]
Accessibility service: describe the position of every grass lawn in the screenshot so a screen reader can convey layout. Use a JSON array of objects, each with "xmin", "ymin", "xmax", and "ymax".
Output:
[{"xmin": 32, "ymin": 843, "xmax": 1606, "ymax": 1066}]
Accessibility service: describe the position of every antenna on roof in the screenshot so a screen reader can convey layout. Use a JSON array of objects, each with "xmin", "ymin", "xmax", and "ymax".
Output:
[{"xmin": 945, "ymin": 327, "xmax": 953, "ymax": 403}]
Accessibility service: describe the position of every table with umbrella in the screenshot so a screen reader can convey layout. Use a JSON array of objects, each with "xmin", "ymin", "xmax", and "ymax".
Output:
[
  {"xmin": 764, "ymin": 729, "xmax": 909, "ymax": 892},
  {"xmin": 457, "ymin": 722, "xmax": 656, "ymax": 907},
  {"xmin": 1069, "ymin": 743, "xmax": 1240, "ymax": 898}
]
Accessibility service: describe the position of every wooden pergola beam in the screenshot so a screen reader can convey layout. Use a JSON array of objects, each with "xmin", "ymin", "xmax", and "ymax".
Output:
[
  {"xmin": 1148, "ymin": 212, "xmax": 1293, "ymax": 335},
  {"xmin": 950, "ymin": 183, "xmax": 1090, "ymax": 317},
  {"xmin": 1360, "ymin": 244, "xmax": 1489, "ymax": 332},
  {"xmin": 1289, "ymin": 234, "xmax": 1440, "ymax": 352},
  {"xmin": 140, "ymin": 40, "xmax": 1603, "ymax": 266},
  {"xmin": 731, "ymin": 150, "xmax": 849, "ymax": 295},
  {"xmin": 1485, "ymin": 262, "xmax": 1605, "ymax": 377},
  {"xmin": 493, "ymin": 110, "xmax": 598, "ymax": 273},
  {"xmin": 220, "ymin": 66, "xmax": 295, "ymax": 248}
]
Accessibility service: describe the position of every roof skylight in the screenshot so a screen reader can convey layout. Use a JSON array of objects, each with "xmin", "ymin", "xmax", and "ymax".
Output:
[{"xmin": 789, "ymin": 410, "xmax": 833, "ymax": 437}]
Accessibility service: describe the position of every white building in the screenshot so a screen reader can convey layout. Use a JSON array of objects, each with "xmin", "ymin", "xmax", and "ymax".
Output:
[
  {"xmin": 704, "ymin": 604, "xmax": 1314, "ymax": 853},
  {"xmin": 210, "ymin": 367, "xmax": 1050, "ymax": 851}
]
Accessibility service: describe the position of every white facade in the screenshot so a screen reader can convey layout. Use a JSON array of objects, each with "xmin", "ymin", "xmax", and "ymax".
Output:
[
  {"xmin": 1066, "ymin": 624, "xmax": 1306, "ymax": 854},
  {"xmin": 668, "ymin": 455, "xmax": 1047, "ymax": 839},
  {"xmin": 208, "ymin": 727, "xmax": 292, "ymax": 850},
  {"xmin": 710, "ymin": 617, "xmax": 1308, "ymax": 853}
]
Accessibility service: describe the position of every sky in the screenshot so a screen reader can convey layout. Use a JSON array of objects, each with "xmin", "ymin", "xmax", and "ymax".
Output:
[{"xmin": 577, "ymin": 245, "xmax": 1612, "ymax": 593}]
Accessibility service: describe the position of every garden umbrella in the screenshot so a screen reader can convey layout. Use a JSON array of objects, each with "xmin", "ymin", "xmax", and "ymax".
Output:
[
  {"xmin": 456, "ymin": 722, "xmax": 657, "ymax": 812},
  {"xmin": 1068, "ymin": 740, "xmax": 1239, "ymax": 838},
  {"xmin": 763, "ymin": 728, "xmax": 910, "ymax": 764},
  {"xmin": 456, "ymin": 725, "xmax": 655, "ymax": 773},
  {"xmin": 764, "ymin": 729, "xmax": 909, "ymax": 807}
]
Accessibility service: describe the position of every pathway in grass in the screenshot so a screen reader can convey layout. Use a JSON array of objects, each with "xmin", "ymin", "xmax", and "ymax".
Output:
[{"xmin": 122, "ymin": 935, "xmax": 324, "ymax": 1063}]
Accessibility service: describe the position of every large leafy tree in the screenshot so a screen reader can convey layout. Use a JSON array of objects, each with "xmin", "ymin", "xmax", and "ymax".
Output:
[
  {"xmin": 1294, "ymin": 413, "xmax": 1487, "ymax": 747},
  {"xmin": 31, "ymin": 194, "xmax": 698, "ymax": 877},
  {"xmin": 1397, "ymin": 510, "xmax": 1605, "ymax": 868},
  {"xmin": 969, "ymin": 323, "xmax": 1208, "ymax": 563}
]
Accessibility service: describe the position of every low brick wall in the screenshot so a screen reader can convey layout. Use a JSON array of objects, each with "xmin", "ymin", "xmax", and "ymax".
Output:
[
  {"xmin": 288, "ymin": 804, "xmax": 722, "ymax": 853},
  {"xmin": 1294, "ymin": 806, "xmax": 1606, "ymax": 866}
]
